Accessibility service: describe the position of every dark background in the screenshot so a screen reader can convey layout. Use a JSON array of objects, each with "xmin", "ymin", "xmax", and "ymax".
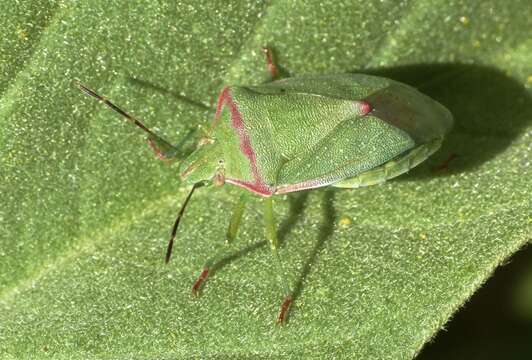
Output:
[{"xmin": 419, "ymin": 243, "xmax": 532, "ymax": 359}]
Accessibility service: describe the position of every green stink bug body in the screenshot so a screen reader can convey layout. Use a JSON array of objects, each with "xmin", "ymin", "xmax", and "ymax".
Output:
[
  {"xmin": 76, "ymin": 49, "xmax": 452, "ymax": 324},
  {"xmin": 181, "ymin": 74, "xmax": 452, "ymax": 195}
]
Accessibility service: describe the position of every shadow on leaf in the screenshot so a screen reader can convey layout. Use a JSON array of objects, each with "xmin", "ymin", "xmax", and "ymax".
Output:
[
  {"xmin": 189, "ymin": 190, "xmax": 338, "ymax": 325},
  {"xmin": 285, "ymin": 189, "xmax": 336, "ymax": 323},
  {"xmin": 192, "ymin": 192, "xmax": 310, "ymax": 292},
  {"xmin": 127, "ymin": 76, "xmax": 214, "ymax": 112},
  {"xmin": 361, "ymin": 63, "xmax": 532, "ymax": 180}
]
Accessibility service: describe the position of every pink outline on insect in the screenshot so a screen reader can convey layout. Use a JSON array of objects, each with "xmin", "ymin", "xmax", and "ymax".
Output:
[{"xmin": 215, "ymin": 87, "xmax": 274, "ymax": 197}]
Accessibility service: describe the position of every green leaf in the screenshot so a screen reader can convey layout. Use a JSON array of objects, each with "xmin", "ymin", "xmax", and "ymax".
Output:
[{"xmin": 1, "ymin": 1, "xmax": 530, "ymax": 358}]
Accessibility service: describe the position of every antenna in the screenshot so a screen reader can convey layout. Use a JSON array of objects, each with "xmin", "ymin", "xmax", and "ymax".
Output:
[
  {"xmin": 74, "ymin": 80, "xmax": 177, "ymax": 156},
  {"xmin": 165, "ymin": 182, "xmax": 203, "ymax": 263},
  {"xmin": 75, "ymin": 81, "xmax": 160, "ymax": 136}
]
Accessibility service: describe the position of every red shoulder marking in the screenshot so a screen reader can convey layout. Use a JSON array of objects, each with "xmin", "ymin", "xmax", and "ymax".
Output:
[{"xmin": 214, "ymin": 87, "xmax": 274, "ymax": 197}]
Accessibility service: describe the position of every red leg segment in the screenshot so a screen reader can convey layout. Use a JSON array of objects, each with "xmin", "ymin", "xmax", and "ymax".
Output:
[{"xmin": 262, "ymin": 47, "xmax": 279, "ymax": 79}]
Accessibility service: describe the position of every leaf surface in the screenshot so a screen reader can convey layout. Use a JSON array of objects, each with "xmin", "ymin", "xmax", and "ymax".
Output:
[{"xmin": 1, "ymin": 1, "xmax": 530, "ymax": 358}]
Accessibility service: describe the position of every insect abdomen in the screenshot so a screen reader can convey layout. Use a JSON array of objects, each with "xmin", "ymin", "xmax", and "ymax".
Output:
[{"xmin": 332, "ymin": 137, "xmax": 443, "ymax": 188}]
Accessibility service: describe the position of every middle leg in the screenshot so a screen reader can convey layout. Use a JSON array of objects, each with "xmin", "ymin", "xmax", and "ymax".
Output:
[{"xmin": 263, "ymin": 197, "xmax": 293, "ymax": 325}]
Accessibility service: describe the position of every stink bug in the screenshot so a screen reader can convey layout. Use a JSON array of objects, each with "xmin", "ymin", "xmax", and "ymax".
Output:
[{"xmin": 75, "ymin": 48, "xmax": 453, "ymax": 324}]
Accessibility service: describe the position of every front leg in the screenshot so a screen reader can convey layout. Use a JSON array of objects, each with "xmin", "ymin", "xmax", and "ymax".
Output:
[
  {"xmin": 191, "ymin": 193, "xmax": 249, "ymax": 296},
  {"xmin": 226, "ymin": 192, "xmax": 248, "ymax": 244},
  {"xmin": 145, "ymin": 136, "xmax": 179, "ymax": 161}
]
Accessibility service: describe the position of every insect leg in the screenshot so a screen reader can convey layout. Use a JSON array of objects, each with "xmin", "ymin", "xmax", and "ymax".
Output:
[
  {"xmin": 262, "ymin": 47, "xmax": 279, "ymax": 79},
  {"xmin": 432, "ymin": 153, "xmax": 458, "ymax": 173},
  {"xmin": 191, "ymin": 193, "xmax": 248, "ymax": 295},
  {"xmin": 226, "ymin": 192, "xmax": 247, "ymax": 244},
  {"xmin": 261, "ymin": 47, "xmax": 290, "ymax": 81},
  {"xmin": 75, "ymin": 81, "xmax": 180, "ymax": 161},
  {"xmin": 264, "ymin": 197, "xmax": 293, "ymax": 325}
]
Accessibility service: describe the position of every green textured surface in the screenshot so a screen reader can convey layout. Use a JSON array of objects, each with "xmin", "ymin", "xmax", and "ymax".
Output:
[{"xmin": 0, "ymin": 0, "xmax": 530, "ymax": 359}]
